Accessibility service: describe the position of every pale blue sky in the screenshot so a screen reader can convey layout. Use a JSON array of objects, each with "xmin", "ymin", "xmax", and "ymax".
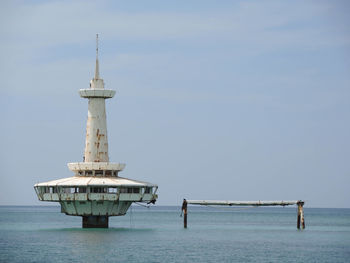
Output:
[{"xmin": 0, "ymin": 0, "xmax": 349, "ymax": 207}]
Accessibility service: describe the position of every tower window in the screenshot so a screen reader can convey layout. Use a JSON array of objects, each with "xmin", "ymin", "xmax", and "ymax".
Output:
[
  {"xmin": 78, "ymin": 187, "xmax": 87, "ymax": 193},
  {"xmin": 91, "ymin": 187, "xmax": 107, "ymax": 193},
  {"xmin": 108, "ymin": 187, "xmax": 117, "ymax": 193}
]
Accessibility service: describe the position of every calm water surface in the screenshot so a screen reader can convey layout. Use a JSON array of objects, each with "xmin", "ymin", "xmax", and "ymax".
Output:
[{"xmin": 0, "ymin": 206, "xmax": 349, "ymax": 262}]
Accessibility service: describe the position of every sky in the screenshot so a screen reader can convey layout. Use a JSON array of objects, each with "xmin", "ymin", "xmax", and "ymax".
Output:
[{"xmin": 0, "ymin": 0, "xmax": 349, "ymax": 207}]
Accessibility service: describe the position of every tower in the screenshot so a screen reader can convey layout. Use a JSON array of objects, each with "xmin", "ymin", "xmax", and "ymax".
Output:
[
  {"xmin": 81, "ymin": 34, "xmax": 112, "ymax": 163},
  {"xmin": 34, "ymin": 35, "xmax": 158, "ymax": 228}
]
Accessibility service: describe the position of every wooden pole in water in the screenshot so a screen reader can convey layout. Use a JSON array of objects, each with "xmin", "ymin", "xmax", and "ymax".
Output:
[
  {"xmin": 301, "ymin": 203, "xmax": 305, "ymax": 229},
  {"xmin": 297, "ymin": 204, "xmax": 301, "ymax": 229},
  {"xmin": 297, "ymin": 201, "xmax": 305, "ymax": 229},
  {"xmin": 182, "ymin": 199, "xmax": 188, "ymax": 228}
]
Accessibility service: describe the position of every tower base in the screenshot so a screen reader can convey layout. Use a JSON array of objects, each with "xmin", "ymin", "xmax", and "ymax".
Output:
[{"xmin": 82, "ymin": 216, "xmax": 109, "ymax": 228}]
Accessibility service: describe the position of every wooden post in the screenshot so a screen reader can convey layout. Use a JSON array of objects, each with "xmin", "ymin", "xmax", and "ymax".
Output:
[
  {"xmin": 297, "ymin": 205, "xmax": 301, "ymax": 229},
  {"xmin": 182, "ymin": 199, "xmax": 188, "ymax": 228},
  {"xmin": 301, "ymin": 203, "xmax": 305, "ymax": 229},
  {"xmin": 297, "ymin": 201, "xmax": 305, "ymax": 229}
]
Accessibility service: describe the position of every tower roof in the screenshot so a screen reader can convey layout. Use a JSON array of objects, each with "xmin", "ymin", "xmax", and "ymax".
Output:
[{"xmin": 34, "ymin": 176, "xmax": 157, "ymax": 187}]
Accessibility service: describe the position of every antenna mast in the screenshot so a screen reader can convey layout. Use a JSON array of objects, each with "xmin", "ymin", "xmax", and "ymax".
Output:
[{"xmin": 96, "ymin": 33, "xmax": 99, "ymax": 59}]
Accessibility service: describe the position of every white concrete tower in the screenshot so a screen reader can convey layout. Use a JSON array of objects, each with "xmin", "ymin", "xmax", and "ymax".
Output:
[
  {"xmin": 80, "ymin": 34, "xmax": 114, "ymax": 163},
  {"xmin": 34, "ymin": 35, "xmax": 158, "ymax": 228}
]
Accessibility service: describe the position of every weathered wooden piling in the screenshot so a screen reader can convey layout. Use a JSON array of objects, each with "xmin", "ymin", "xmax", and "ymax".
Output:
[
  {"xmin": 183, "ymin": 200, "xmax": 305, "ymax": 229},
  {"xmin": 182, "ymin": 199, "xmax": 188, "ymax": 228},
  {"xmin": 297, "ymin": 201, "xmax": 305, "ymax": 229}
]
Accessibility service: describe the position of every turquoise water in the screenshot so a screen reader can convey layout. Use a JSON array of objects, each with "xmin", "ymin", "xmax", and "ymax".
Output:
[{"xmin": 0, "ymin": 206, "xmax": 349, "ymax": 262}]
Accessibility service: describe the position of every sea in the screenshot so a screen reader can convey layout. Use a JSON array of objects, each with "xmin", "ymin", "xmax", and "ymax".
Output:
[{"xmin": 0, "ymin": 206, "xmax": 349, "ymax": 263}]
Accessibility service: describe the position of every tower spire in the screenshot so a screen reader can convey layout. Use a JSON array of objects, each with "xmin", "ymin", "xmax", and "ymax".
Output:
[{"xmin": 94, "ymin": 33, "xmax": 100, "ymax": 80}]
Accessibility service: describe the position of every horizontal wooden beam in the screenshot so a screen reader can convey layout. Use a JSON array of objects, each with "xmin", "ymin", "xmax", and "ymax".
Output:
[
  {"xmin": 182, "ymin": 199, "xmax": 306, "ymax": 229},
  {"xmin": 186, "ymin": 200, "xmax": 304, "ymax": 207}
]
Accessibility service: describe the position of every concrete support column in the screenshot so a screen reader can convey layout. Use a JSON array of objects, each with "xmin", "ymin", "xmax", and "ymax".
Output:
[{"xmin": 82, "ymin": 216, "xmax": 109, "ymax": 228}]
